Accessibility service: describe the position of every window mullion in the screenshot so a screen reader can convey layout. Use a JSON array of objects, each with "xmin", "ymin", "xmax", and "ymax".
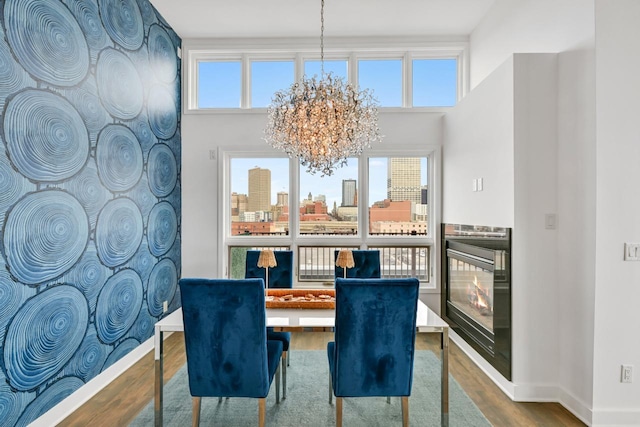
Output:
[
  {"xmin": 242, "ymin": 53, "xmax": 250, "ymax": 109},
  {"xmin": 404, "ymin": 52, "xmax": 412, "ymax": 108}
]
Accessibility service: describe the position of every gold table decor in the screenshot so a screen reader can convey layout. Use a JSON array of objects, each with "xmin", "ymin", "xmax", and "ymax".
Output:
[{"xmin": 265, "ymin": 289, "xmax": 335, "ymax": 309}]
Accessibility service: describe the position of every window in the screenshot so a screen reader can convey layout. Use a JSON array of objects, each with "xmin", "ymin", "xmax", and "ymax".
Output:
[
  {"xmin": 368, "ymin": 157, "xmax": 428, "ymax": 236},
  {"xmin": 357, "ymin": 59, "xmax": 403, "ymax": 107},
  {"xmin": 224, "ymin": 151, "xmax": 437, "ymax": 289},
  {"xmin": 186, "ymin": 46, "xmax": 465, "ymax": 111},
  {"xmin": 197, "ymin": 61, "xmax": 241, "ymax": 108},
  {"xmin": 412, "ymin": 59, "xmax": 457, "ymax": 107},
  {"xmin": 250, "ymin": 60, "xmax": 294, "ymax": 107},
  {"xmin": 230, "ymin": 158, "xmax": 289, "ymax": 236},
  {"xmin": 299, "ymin": 159, "xmax": 358, "ymax": 236}
]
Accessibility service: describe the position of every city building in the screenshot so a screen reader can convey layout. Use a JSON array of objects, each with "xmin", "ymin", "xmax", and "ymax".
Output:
[
  {"xmin": 387, "ymin": 158, "xmax": 422, "ymax": 205},
  {"xmin": 276, "ymin": 191, "xmax": 289, "ymax": 207},
  {"xmin": 341, "ymin": 179, "xmax": 357, "ymax": 206},
  {"xmin": 247, "ymin": 167, "xmax": 271, "ymax": 212}
]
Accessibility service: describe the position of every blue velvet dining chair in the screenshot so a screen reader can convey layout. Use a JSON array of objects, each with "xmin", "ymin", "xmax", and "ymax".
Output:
[
  {"xmin": 245, "ymin": 250, "xmax": 293, "ymax": 397},
  {"xmin": 334, "ymin": 249, "xmax": 381, "ymax": 279},
  {"xmin": 179, "ymin": 278, "xmax": 283, "ymax": 427},
  {"xmin": 327, "ymin": 277, "xmax": 420, "ymax": 427},
  {"xmin": 245, "ymin": 249, "xmax": 294, "ymax": 289}
]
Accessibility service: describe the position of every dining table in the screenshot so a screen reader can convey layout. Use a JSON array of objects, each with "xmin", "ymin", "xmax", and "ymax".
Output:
[{"xmin": 153, "ymin": 298, "xmax": 450, "ymax": 426}]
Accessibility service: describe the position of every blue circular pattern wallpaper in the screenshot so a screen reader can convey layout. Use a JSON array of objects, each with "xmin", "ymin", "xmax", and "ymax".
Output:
[{"xmin": 0, "ymin": 0, "xmax": 182, "ymax": 425}]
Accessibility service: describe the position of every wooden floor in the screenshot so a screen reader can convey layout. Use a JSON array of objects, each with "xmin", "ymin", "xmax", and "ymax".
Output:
[{"xmin": 58, "ymin": 332, "xmax": 585, "ymax": 427}]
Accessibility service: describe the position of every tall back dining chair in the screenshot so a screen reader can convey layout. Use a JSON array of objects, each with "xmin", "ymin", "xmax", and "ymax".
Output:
[
  {"xmin": 245, "ymin": 250, "xmax": 294, "ymax": 288},
  {"xmin": 334, "ymin": 250, "xmax": 381, "ymax": 279},
  {"xmin": 245, "ymin": 249, "xmax": 293, "ymax": 396},
  {"xmin": 179, "ymin": 278, "xmax": 283, "ymax": 427},
  {"xmin": 327, "ymin": 278, "xmax": 420, "ymax": 427}
]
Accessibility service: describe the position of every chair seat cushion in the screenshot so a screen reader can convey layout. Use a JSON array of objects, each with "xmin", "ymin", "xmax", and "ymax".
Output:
[
  {"xmin": 267, "ymin": 329, "xmax": 291, "ymax": 351},
  {"xmin": 266, "ymin": 340, "xmax": 283, "ymax": 383}
]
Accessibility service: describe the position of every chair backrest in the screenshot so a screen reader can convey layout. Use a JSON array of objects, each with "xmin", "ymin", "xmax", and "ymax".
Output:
[
  {"xmin": 245, "ymin": 250, "xmax": 293, "ymax": 288},
  {"xmin": 333, "ymin": 277, "xmax": 419, "ymax": 397},
  {"xmin": 334, "ymin": 250, "xmax": 381, "ymax": 279},
  {"xmin": 179, "ymin": 278, "xmax": 271, "ymax": 398}
]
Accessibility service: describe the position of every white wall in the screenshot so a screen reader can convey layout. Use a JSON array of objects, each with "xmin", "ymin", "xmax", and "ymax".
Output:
[
  {"xmin": 468, "ymin": 0, "xmax": 640, "ymax": 425},
  {"xmin": 556, "ymin": 45, "xmax": 596, "ymax": 422},
  {"xmin": 592, "ymin": 1, "xmax": 640, "ymax": 424},
  {"xmin": 442, "ymin": 56, "xmax": 515, "ymax": 227},
  {"xmin": 470, "ymin": 0, "xmax": 594, "ymax": 89},
  {"xmin": 444, "ymin": 52, "xmax": 561, "ymax": 401},
  {"xmin": 512, "ymin": 53, "xmax": 559, "ymax": 395}
]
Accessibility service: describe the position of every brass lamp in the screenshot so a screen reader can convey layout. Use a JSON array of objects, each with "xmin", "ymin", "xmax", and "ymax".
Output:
[
  {"xmin": 335, "ymin": 249, "xmax": 355, "ymax": 278},
  {"xmin": 257, "ymin": 249, "xmax": 277, "ymax": 288}
]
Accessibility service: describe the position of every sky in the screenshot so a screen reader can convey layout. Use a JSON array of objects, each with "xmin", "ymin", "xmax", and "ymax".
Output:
[{"xmin": 198, "ymin": 58, "xmax": 457, "ymax": 108}]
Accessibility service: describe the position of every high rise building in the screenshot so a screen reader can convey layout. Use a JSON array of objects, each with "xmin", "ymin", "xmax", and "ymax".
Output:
[
  {"xmin": 277, "ymin": 191, "xmax": 289, "ymax": 207},
  {"xmin": 231, "ymin": 192, "xmax": 248, "ymax": 217},
  {"xmin": 247, "ymin": 167, "xmax": 271, "ymax": 212},
  {"xmin": 342, "ymin": 179, "xmax": 357, "ymax": 207},
  {"xmin": 387, "ymin": 158, "xmax": 421, "ymax": 205}
]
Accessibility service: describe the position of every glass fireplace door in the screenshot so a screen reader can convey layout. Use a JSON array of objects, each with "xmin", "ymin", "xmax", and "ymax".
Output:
[{"xmin": 447, "ymin": 251, "xmax": 494, "ymax": 333}]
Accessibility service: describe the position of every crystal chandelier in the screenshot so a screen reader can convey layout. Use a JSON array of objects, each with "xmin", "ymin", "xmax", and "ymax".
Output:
[{"xmin": 264, "ymin": 0, "xmax": 382, "ymax": 176}]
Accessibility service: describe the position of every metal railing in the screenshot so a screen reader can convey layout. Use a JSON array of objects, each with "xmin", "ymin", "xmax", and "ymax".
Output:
[{"xmin": 229, "ymin": 245, "xmax": 431, "ymax": 284}]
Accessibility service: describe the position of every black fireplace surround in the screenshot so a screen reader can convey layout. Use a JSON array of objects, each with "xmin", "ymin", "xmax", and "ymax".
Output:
[{"xmin": 441, "ymin": 223, "xmax": 512, "ymax": 380}]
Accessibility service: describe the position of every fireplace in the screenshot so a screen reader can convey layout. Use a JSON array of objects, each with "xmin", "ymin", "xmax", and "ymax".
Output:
[{"xmin": 441, "ymin": 224, "xmax": 512, "ymax": 380}]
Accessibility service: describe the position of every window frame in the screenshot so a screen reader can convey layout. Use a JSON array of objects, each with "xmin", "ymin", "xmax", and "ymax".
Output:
[
  {"xmin": 219, "ymin": 145, "xmax": 441, "ymax": 290},
  {"xmin": 184, "ymin": 40, "xmax": 467, "ymax": 113}
]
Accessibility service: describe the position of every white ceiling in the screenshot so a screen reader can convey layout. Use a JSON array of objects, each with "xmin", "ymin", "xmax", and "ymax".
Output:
[{"xmin": 150, "ymin": 0, "xmax": 495, "ymax": 39}]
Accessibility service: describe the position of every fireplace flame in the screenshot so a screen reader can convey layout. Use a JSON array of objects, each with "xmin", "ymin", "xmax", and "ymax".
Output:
[{"xmin": 472, "ymin": 276, "xmax": 492, "ymax": 313}]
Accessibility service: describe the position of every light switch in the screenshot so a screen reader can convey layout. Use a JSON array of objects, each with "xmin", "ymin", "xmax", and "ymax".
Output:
[
  {"xmin": 545, "ymin": 214, "xmax": 556, "ymax": 230},
  {"xmin": 624, "ymin": 243, "xmax": 640, "ymax": 261},
  {"xmin": 477, "ymin": 178, "xmax": 483, "ymax": 191},
  {"xmin": 472, "ymin": 179, "xmax": 477, "ymax": 192}
]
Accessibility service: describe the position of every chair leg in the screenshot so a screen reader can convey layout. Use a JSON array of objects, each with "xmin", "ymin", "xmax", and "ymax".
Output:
[
  {"xmin": 275, "ymin": 363, "xmax": 281, "ymax": 403},
  {"xmin": 282, "ymin": 351, "xmax": 287, "ymax": 400},
  {"xmin": 192, "ymin": 397, "xmax": 201, "ymax": 427},
  {"xmin": 328, "ymin": 375, "xmax": 332, "ymax": 404},
  {"xmin": 287, "ymin": 349, "xmax": 290, "ymax": 366},
  {"xmin": 401, "ymin": 396, "xmax": 409, "ymax": 427},
  {"xmin": 218, "ymin": 396, "xmax": 222, "ymax": 403},
  {"xmin": 336, "ymin": 397, "xmax": 343, "ymax": 427},
  {"xmin": 259, "ymin": 398, "xmax": 266, "ymax": 427},
  {"xmin": 387, "ymin": 396, "xmax": 391, "ymax": 404}
]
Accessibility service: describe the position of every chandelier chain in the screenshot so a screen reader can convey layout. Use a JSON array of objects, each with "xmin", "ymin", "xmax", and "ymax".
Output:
[{"xmin": 320, "ymin": 0, "xmax": 325, "ymax": 75}]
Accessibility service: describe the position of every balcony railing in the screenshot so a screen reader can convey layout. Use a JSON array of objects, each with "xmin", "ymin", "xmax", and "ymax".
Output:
[{"xmin": 229, "ymin": 245, "xmax": 430, "ymax": 284}]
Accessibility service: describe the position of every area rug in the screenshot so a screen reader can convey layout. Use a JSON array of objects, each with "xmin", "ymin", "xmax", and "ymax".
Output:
[{"xmin": 131, "ymin": 350, "xmax": 491, "ymax": 426}]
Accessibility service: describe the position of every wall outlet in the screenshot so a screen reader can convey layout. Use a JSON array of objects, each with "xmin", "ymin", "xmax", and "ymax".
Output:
[
  {"xmin": 621, "ymin": 365, "xmax": 633, "ymax": 383},
  {"xmin": 163, "ymin": 300, "xmax": 168, "ymax": 313}
]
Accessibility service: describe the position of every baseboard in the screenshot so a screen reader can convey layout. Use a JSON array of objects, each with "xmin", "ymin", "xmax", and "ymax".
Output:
[
  {"xmin": 449, "ymin": 330, "xmax": 516, "ymax": 398},
  {"xmin": 451, "ymin": 330, "xmax": 594, "ymax": 426},
  {"xmin": 591, "ymin": 408, "xmax": 640, "ymax": 427},
  {"xmin": 29, "ymin": 335, "xmax": 156, "ymax": 427},
  {"xmin": 557, "ymin": 387, "xmax": 593, "ymax": 426}
]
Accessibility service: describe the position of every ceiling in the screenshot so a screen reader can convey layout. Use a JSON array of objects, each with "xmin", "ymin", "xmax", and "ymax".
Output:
[{"xmin": 150, "ymin": 0, "xmax": 495, "ymax": 39}]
